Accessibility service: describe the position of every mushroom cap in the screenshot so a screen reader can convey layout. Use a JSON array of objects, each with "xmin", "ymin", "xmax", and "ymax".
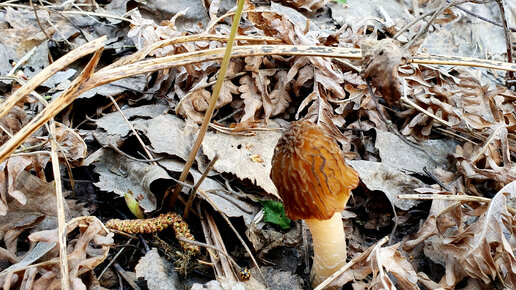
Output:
[{"xmin": 270, "ymin": 120, "xmax": 359, "ymax": 220}]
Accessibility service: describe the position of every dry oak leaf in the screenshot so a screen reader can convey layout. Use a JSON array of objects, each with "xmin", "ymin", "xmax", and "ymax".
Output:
[
  {"xmin": 0, "ymin": 216, "xmax": 113, "ymax": 290},
  {"xmin": 441, "ymin": 184, "xmax": 516, "ymax": 288},
  {"xmin": 455, "ymin": 125, "xmax": 516, "ymax": 186},
  {"xmin": 330, "ymin": 242, "xmax": 418, "ymax": 289},
  {"xmin": 233, "ymin": 75, "xmax": 263, "ymax": 131},
  {"xmin": 368, "ymin": 244, "xmax": 419, "ymax": 290}
]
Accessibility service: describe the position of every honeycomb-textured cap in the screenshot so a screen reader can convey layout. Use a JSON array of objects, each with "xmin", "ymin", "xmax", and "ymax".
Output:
[{"xmin": 270, "ymin": 120, "xmax": 359, "ymax": 220}]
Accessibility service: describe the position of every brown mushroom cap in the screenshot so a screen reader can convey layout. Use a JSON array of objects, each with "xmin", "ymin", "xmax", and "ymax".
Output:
[{"xmin": 270, "ymin": 120, "xmax": 359, "ymax": 220}]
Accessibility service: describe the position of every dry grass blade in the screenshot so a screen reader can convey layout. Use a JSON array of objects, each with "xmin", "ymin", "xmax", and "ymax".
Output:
[
  {"xmin": 49, "ymin": 120, "xmax": 69, "ymax": 290},
  {"xmin": 95, "ymin": 46, "xmax": 516, "ymax": 85},
  {"xmin": 0, "ymin": 36, "xmax": 106, "ymax": 120},
  {"xmin": 168, "ymin": 0, "xmax": 246, "ymax": 207},
  {"xmin": 0, "ymin": 47, "xmax": 103, "ymax": 164},
  {"xmin": 198, "ymin": 188, "xmax": 267, "ymax": 285}
]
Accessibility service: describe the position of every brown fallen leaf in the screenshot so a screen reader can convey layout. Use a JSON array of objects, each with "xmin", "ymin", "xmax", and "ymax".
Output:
[
  {"xmin": 277, "ymin": 0, "xmax": 327, "ymax": 12},
  {"xmin": 329, "ymin": 240, "xmax": 418, "ymax": 289},
  {"xmin": 0, "ymin": 216, "xmax": 112, "ymax": 290},
  {"xmin": 440, "ymin": 185, "xmax": 516, "ymax": 288},
  {"xmin": 233, "ymin": 75, "xmax": 263, "ymax": 131},
  {"xmin": 361, "ymin": 38, "xmax": 406, "ymax": 106}
]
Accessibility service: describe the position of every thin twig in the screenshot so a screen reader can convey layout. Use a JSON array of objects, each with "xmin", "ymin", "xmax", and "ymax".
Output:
[
  {"xmin": 434, "ymin": 127, "xmax": 479, "ymax": 145},
  {"xmin": 7, "ymin": 47, "xmax": 37, "ymax": 77},
  {"xmin": 449, "ymin": 0, "xmax": 516, "ymax": 32},
  {"xmin": 398, "ymin": 193, "xmax": 516, "ymax": 215},
  {"xmin": 99, "ymin": 237, "xmax": 136, "ymax": 279},
  {"xmin": 107, "ymin": 144, "xmax": 164, "ymax": 163},
  {"xmin": 423, "ymin": 167, "xmax": 451, "ymax": 191},
  {"xmin": 113, "ymin": 263, "xmax": 141, "ymax": 290},
  {"xmin": 184, "ymin": 155, "xmax": 218, "ymax": 218},
  {"xmin": 394, "ymin": 8, "xmax": 437, "ymax": 39},
  {"xmin": 176, "ymin": 236, "xmax": 242, "ymax": 271},
  {"xmin": 407, "ymin": 0, "xmax": 460, "ymax": 49},
  {"xmin": 107, "ymin": 95, "xmax": 155, "ymax": 162},
  {"xmin": 198, "ymin": 189, "xmax": 268, "ymax": 286}
]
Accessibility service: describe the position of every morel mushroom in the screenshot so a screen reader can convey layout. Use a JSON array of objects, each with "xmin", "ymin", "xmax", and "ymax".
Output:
[{"xmin": 270, "ymin": 120, "xmax": 359, "ymax": 287}]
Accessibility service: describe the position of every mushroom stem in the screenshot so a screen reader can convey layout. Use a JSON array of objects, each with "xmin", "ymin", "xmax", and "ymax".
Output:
[{"xmin": 306, "ymin": 212, "xmax": 347, "ymax": 288}]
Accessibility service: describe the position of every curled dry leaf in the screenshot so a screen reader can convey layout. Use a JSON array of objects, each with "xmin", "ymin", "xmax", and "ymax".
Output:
[
  {"xmin": 135, "ymin": 248, "xmax": 178, "ymax": 289},
  {"xmin": 0, "ymin": 105, "xmax": 27, "ymax": 146},
  {"xmin": 0, "ymin": 216, "xmax": 113, "ymax": 290},
  {"xmin": 455, "ymin": 125, "xmax": 516, "ymax": 191},
  {"xmin": 403, "ymin": 183, "xmax": 516, "ymax": 288},
  {"xmin": 246, "ymin": 217, "xmax": 302, "ymax": 257},
  {"xmin": 0, "ymin": 155, "xmax": 51, "ymax": 216},
  {"xmin": 367, "ymin": 244, "xmax": 418, "ymax": 290},
  {"xmin": 331, "ymin": 242, "xmax": 418, "ymax": 289},
  {"xmin": 277, "ymin": 0, "xmax": 328, "ymax": 12},
  {"xmin": 440, "ymin": 185, "xmax": 516, "ymax": 288},
  {"xmin": 93, "ymin": 149, "xmax": 171, "ymax": 212},
  {"xmin": 361, "ymin": 38, "xmax": 405, "ymax": 106},
  {"xmin": 50, "ymin": 123, "xmax": 87, "ymax": 163}
]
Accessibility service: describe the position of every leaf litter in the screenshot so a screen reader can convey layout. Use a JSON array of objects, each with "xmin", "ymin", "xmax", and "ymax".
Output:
[{"xmin": 0, "ymin": 0, "xmax": 516, "ymax": 289}]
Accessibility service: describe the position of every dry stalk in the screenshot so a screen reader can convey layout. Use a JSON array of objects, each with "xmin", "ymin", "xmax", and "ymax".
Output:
[
  {"xmin": 50, "ymin": 120, "xmax": 68, "ymax": 289},
  {"xmin": 198, "ymin": 188, "xmax": 267, "ymax": 285},
  {"xmin": 168, "ymin": 0, "xmax": 246, "ymax": 208},
  {"xmin": 0, "ymin": 36, "xmax": 106, "ymax": 121},
  {"xmin": 107, "ymin": 95, "xmax": 155, "ymax": 162}
]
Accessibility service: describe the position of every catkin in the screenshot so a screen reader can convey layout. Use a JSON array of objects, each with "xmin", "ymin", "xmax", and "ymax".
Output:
[{"xmin": 106, "ymin": 212, "xmax": 200, "ymax": 255}]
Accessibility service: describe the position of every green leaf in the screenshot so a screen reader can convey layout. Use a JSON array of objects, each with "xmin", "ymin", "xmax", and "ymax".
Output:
[{"xmin": 261, "ymin": 200, "xmax": 291, "ymax": 230}]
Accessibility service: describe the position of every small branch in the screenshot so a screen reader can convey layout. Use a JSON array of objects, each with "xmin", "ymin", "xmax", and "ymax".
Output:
[
  {"xmin": 405, "ymin": 0, "xmax": 458, "ymax": 49},
  {"xmin": 107, "ymin": 95, "xmax": 155, "ymax": 162},
  {"xmin": 183, "ymin": 155, "xmax": 218, "ymax": 218},
  {"xmin": 449, "ymin": 0, "xmax": 516, "ymax": 32},
  {"xmin": 423, "ymin": 167, "xmax": 451, "ymax": 191}
]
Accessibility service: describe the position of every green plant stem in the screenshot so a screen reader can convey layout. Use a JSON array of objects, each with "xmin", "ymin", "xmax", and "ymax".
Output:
[{"xmin": 167, "ymin": 0, "xmax": 245, "ymax": 209}]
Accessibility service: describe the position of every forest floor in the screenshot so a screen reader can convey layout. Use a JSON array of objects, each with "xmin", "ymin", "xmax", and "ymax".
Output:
[{"xmin": 1, "ymin": 0, "xmax": 516, "ymax": 289}]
